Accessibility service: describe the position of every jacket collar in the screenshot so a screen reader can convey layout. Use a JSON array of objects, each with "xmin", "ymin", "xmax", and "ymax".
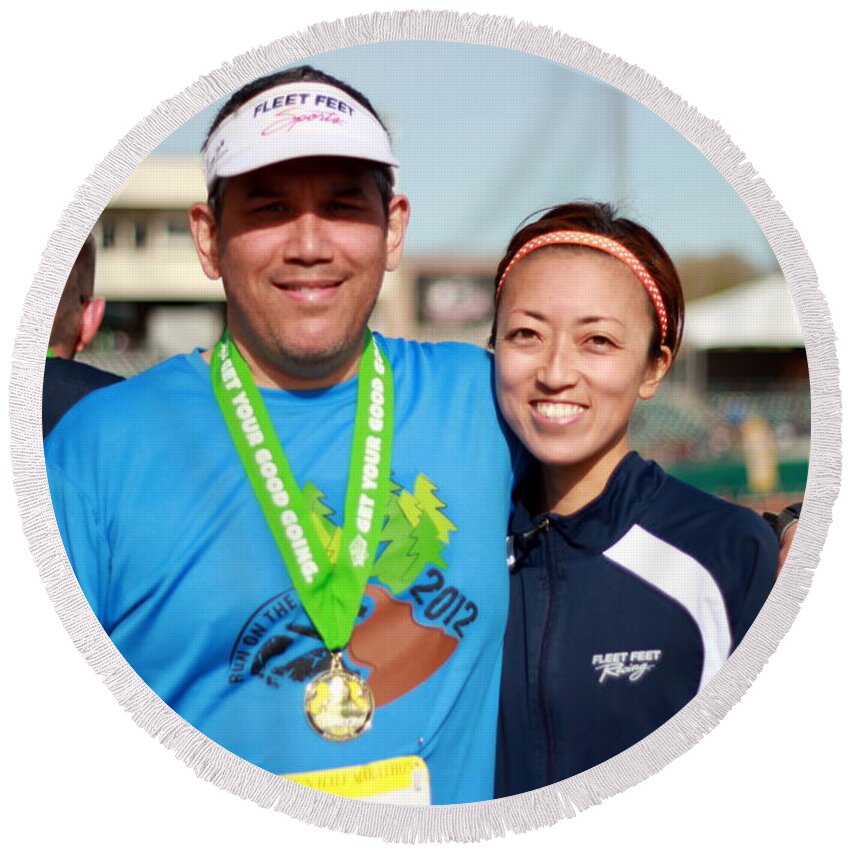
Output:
[{"xmin": 510, "ymin": 451, "xmax": 665, "ymax": 554}]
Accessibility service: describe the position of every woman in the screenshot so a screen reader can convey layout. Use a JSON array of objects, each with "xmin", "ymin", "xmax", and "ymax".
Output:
[{"xmin": 492, "ymin": 203, "xmax": 778, "ymax": 796}]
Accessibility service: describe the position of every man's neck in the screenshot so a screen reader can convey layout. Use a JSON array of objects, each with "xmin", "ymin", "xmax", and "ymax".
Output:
[{"xmin": 202, "ymin": 337, "xmax": 363, "ymax": 391}]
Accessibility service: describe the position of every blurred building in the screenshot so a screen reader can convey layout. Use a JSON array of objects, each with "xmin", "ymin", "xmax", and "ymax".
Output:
[
  {"xmin": 82, "ymin": 156, "xmax": 809, "ymax": 505},
  {"xmin": 87, "ymin": 156, "xmax": 498, "ymax": 373},
  {"xmin": 631, "ymin": 275, "xmax": 809, "ymax": 506}
]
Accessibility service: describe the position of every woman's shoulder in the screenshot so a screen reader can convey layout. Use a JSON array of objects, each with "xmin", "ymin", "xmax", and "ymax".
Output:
[
  {"xmin": 610, "ymin": 458, "xmax": 777, "ymax": 651},
  {"xmin": 636, "ymin": 461, "xmax": 779, "ymax": 562}
]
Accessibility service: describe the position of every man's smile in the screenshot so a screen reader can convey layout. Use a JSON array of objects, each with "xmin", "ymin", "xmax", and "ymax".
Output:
[{"xmin": 273, "ymin": 279, "xmax": 345, "ymax": 303}]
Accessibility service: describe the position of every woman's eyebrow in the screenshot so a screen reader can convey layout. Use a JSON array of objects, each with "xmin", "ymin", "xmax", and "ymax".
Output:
[
  {"xmin": 508, "ymin": 309, "xmax": 549, "ymax": 322},
  {"xmin": 577, "ymin": 315, "xmax": 625, "ymax": 327}
]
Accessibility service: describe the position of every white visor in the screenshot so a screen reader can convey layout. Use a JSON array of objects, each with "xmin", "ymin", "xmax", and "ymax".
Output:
[{"xmin": 204, "ymin": 82, "xmax": 399, "ymax": 190}]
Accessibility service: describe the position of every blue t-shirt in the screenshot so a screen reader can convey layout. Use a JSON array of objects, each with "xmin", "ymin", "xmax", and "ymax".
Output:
[{"xmin": 46, "ymin": 335, "xmax": 516, "ymax": 804}]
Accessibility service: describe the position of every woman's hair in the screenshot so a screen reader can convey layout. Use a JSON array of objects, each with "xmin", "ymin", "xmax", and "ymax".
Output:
[{"xmin": 490, "ymin": 202, "xmax": 685, "ymax": 361}]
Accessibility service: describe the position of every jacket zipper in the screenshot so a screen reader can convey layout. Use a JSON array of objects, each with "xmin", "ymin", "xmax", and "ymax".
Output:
[
  {"xmin": 539, "ymin": 517, "xmax": 558, "ymax": 787},
  {"xmin": 519, "ymin": 515, "xmax": 550, "ymax": 544},
  {"xmin": 520, "ymin": 515, "xmax": 556, "ymax": 787}
]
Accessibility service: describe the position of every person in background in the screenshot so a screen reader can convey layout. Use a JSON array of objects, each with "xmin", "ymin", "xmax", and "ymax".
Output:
[
  {"xmin": 492, "ymin": 203, "xmax": 777, "ymax": 796},
  {"xmin": 43, "ymin": 234, "xmax": 122, "ymax": 437},
  {"xmin": 764, "ymin": 502, "xmax": 801, "ymax": 573}
]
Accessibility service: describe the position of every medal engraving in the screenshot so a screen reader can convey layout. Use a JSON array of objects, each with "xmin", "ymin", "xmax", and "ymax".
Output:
[{"xmin": 304, "ymin": 652, "xmax": 374, "ymax": 741}]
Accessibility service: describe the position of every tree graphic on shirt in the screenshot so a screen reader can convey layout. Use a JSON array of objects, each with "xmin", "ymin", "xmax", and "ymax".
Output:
[
  {"xmin": 251, "ymin": 474, "xmax": 460, "ymax": 706},
  {"xmin": 304, "ymin": 481, "xmax": 342, "ymax": 564},
  {"xmin": 305, "ymin": 473, "xmax": 456, "ymax": 593}
]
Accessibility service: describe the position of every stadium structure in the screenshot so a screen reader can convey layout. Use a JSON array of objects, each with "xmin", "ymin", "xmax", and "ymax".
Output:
[{"xmin": 80, "ymin": 156, "xmax": 809, "ymax": 509}]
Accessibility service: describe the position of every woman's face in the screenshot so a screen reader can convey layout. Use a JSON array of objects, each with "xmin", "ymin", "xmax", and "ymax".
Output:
[{"xmin": 495, "ymin": 247, "xmax": 671, "ymax": 488}]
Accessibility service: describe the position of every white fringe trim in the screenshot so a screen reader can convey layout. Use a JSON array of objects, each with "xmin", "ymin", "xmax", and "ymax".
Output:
[{"xmin": 8, "ymin": 9, "xmax": 839, "ymax": 842}]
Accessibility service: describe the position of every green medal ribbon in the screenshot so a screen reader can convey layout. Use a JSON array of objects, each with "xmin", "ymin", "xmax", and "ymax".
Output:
[
  {"xmin": 211, "ymin": 330, "xmax": 393, "ymax": 651},
  {"xmin": 46, "ymin": 347, "xmax": 56, "ymax": 358}
]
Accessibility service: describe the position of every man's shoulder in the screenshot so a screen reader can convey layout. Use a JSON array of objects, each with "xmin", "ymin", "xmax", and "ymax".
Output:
[
  {"xmin": 46, "ymin": 352, "xmax": 205, "ymax": 448},
  {"xmin": 377, "ymin": 334, "xmax": 493, "ymax": 376},
  {"xmin": 43, "ymin": 359, "xmax": 125, "ymax": 438}
]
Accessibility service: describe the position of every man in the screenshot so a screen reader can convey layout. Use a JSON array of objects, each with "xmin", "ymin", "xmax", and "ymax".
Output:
[
  {"xmin": 43, "ymin": 235, "xmax": 122, "ymax": 437},
  {"xmin": 46, "ymin": 67, "xmax": 517, "ymax": 804}
]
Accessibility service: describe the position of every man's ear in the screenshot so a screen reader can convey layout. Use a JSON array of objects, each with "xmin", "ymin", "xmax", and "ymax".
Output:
[
  {"xmin": 384, "ymin": 194, "xmax": 410, "ymax": 273},
  {"xmin": 189, "ymin": 204, "xmax": 221, "ymax": 280},
  {"xmin": 76, "ymin": 298, "xmax": 106, "ymax": 353},
  {"xmin": 639, "ymin": 345, "xmax": 673, "ymax": 400}
]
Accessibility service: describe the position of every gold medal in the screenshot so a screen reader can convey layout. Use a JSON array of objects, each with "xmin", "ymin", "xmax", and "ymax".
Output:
[{"xmin": 304, "ymin": 652, "xmax": 374, "ymax": 742}]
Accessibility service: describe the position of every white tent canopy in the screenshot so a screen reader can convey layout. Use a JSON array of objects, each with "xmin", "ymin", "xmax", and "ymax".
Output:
[{"xmin": 685, "ymin": 273, "xmax": 803, "ymax": 349}]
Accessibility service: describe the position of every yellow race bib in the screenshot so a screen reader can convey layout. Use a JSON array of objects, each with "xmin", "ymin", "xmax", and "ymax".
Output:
[{"xmin": 284, "ymin": 756, "xmax": 431, "ymax": 804}]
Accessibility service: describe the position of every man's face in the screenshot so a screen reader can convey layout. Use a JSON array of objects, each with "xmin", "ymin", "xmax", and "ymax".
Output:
[{"xmin": 192, "ymin": 157, "xmax": 408, "ymax": 386}]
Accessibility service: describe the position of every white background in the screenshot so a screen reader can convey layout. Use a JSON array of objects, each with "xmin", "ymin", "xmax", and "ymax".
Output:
[{"xmin": 2, "ymin": 2, "xmax": 846, "ymax": 847}]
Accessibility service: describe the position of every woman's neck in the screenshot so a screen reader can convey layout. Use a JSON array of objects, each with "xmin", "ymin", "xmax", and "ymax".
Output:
[{"xmin": 541, "ymin": 440, "xmax": 630, "ymax": 516}]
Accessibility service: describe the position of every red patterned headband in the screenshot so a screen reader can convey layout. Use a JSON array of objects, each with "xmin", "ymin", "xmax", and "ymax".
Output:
[{"xmin": 495, "ymin": 230, "xmax": 669, "ymax": 344}]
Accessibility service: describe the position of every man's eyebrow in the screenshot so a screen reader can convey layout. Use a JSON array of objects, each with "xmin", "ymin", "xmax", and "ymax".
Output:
[
  {"xmin": 244, "ymin": 185, "xmax": 287, "ymax": 200},
  {"xmin": 328, "ymin": 184, "xmax": 369, "ymax": 199},
  {"xmin": 243, "ymin": 183, "xmax": 369, "ymax": 200}
]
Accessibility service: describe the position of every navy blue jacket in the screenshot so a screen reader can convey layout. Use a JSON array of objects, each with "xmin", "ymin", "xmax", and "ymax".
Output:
[
  {"xmin": 43, "ymin": 357, "xmax": 123, "ymax": 439},
  {"xmin": 495, "ymin": 452, "xmax": 777, "ymax": 796}
]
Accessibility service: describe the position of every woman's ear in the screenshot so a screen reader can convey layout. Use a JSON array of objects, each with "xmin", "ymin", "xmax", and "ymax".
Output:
[{"xmin": 639, "ymin": 345, "xmax": 673, "ymax": 400}]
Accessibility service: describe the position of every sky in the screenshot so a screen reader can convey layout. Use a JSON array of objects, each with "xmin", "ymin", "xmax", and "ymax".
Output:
[{"xmin": 155, "ymin": 41, "xmax": 777, "ymax": 270}]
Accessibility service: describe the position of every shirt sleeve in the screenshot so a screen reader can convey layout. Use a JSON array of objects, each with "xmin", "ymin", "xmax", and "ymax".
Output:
[
  {"xmin": 730, "ymin": 513, "xmax": 778, "ymax": 649},
  {"xmin": 46, "ymin": 460, "xmax": 113, "ymax": 630}
]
